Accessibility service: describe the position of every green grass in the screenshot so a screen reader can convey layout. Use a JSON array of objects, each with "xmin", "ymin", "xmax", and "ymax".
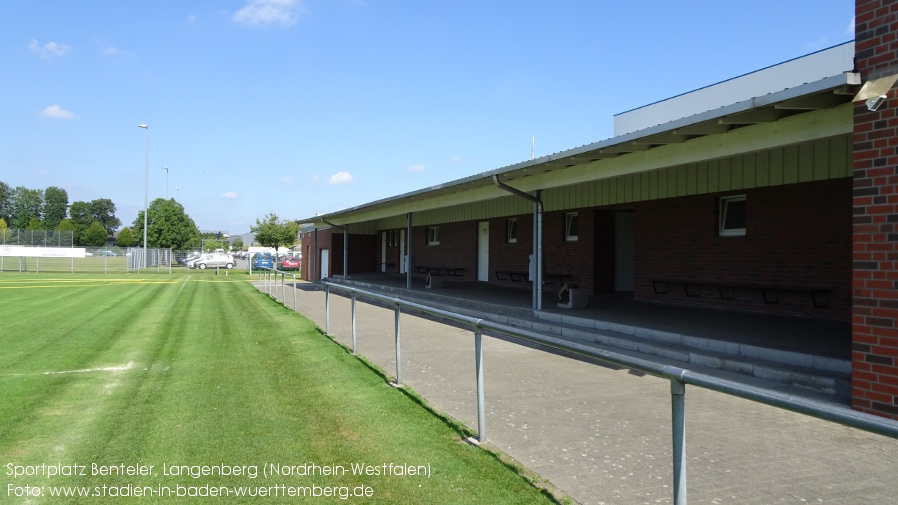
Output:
[{"xmin": 0, "ymin": 273, "xmax": 557, "ymax": 504}]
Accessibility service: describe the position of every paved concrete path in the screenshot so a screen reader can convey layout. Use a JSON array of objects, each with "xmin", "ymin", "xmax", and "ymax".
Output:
[{"xmin": 261, "ymin": 280, "xmax": 898, "ymax": 505}]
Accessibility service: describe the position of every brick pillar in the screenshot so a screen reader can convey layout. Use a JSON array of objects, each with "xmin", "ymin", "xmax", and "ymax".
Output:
[{"xmin": 852, "ymin": 0, "xmax": 898, "ymax": 419}]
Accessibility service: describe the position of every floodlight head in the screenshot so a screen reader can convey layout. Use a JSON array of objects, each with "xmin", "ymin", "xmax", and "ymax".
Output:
[
  {"xmin": 138, "ymin": 124, "xmax": 148, "ymax": 129},
  {"xmin": 866, "ymin": 95, "xmax": 888, "ymax": 112}
]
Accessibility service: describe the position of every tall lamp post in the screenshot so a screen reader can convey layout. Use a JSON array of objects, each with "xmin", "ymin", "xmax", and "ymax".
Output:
[
  {"xmin": 138, "ymin": 124, "xmax": 148, "ymax": 269},
  {"xmin": 162, "ymin": 166, "xmax": 169, "ymax": 199}
]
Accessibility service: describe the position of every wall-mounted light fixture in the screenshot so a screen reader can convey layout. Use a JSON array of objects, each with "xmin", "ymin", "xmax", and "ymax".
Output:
[
  {"xmin": 854, "ymin": 74, "xmax": 898, "ymax": 112},
  {"xmin": 866, "ymin": 95, "xmax": 888, "ymax": 112}
]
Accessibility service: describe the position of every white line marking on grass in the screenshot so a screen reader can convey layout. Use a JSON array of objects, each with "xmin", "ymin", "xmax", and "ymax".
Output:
[{"xmin": 42, "ymin": 361, "xmax": 135, "ymax": 375}]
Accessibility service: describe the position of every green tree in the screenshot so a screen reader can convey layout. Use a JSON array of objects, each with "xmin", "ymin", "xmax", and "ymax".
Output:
[
  {"xmin": 90, "ymin": 198, "xmax": 121, "ymax": 237},
  {"xmin": 133, "ymin": 198, "xmax": 201, "ymax": 250},
  {"xmin": 42, "ymin": 186, "xmax": 68, "ymax": 230},
  {"xmin": 231, "ymin": 237, "xmax": 244, "ymax": 252},
  {"xmin": 69, "ymin": 201, "xmax": 92, "ymax": 245},
  {"xmin": 117, "ymin": 227, "xmax": 136, "ymax": 247},
  {"xmin": 251, "ymin": 213, "xmax": 299, "ymax": 255},
  {"xmin": 0, "ymin": 182, "xmax": 12, "ymax": 224},
  {"xmin": 0, "ymin": 218, "xmax": 10, "ymax": 244},
  {"xmin": 10, "ymin": 187, "xmax": 43, "ymax": 229},
  {"xmin": 26, "ymin": 217, "xmax": 41, "ymax": 230},
  {"xmin": 82, "ymin": 221, "xmax": 108, "ymax": 247}
]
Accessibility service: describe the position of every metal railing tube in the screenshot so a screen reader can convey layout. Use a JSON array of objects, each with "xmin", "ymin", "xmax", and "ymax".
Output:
[
  {"xmin": 293, "ymin": 274, "xmax": 297, "ymax": 312},
  {"xmin": 678, "ymin": 369, "xmax": 898, "ymax": 440},
  {"xmin": 351, "ymin": 292, "xmax": 358, "ymax": 353},
  {"xmin": 325, "ymin": 283, "xmax": 330, "ymax": 334},
  {"xmin": 394, "ymin": 304, "xmax": 402, "ymax": 385},
  {"xmin": 670, "ymin": 377, "xmax": 687, "ymax": 505},
  {"xmin": 318, "ymin": 282, "xmax": 898, "ymax": 441},
  {"xmin": 475, "ymin": 326, "xmax": 486, "ymax": 443},
  {"xmin": 282, "ymin": 272, "xmax": 286, "ymax": 304}
]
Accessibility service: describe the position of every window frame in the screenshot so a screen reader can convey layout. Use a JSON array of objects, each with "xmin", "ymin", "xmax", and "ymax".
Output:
[
  {"xmin": 719, "ymin": 195, "xmax": 746, "ymax": 237},
  {"xmin": 564, "ymin": 212, "xmax": 579, "ymax": 242},
  {"xmin": 506, "ymin": 218, "xmax": 518, "ymax": 244},
  {"xmin": 427, "ymin": 226, "xmax": 440, "ymax": 246}
]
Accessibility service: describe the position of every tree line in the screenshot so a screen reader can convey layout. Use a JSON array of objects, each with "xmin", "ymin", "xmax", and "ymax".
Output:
[
  {"xmin": 0, "ymin": 181, "xmax": 121, "ymax": 247},
  {"xmin": 0, "ymin": 181, "xmax": 203, "ymax": 250}
]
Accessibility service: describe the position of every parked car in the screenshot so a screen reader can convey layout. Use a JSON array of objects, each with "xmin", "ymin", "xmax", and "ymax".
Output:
[
  {"xmin": 179, "ymin": 252, "xmax": 202, "ymax": 266},
  {"xmin": 99, "ymin": 250, "xmax": 117, "ymax": 257},
  {"xmin": 190, "ymin": 252, "xmax": 235, "ymax": 270},
  {"xmin": 251, "ymin": 252, "xmax": 274, "ymax": 270},
  {"xmin": 278, "ymin": 256, "xmax": 301, "ymax": 271}
]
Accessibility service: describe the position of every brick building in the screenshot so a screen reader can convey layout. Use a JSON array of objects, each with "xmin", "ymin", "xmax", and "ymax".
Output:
[{"xmin": 299, "ymin": 0, "xmax": 898, "ymax": 420}]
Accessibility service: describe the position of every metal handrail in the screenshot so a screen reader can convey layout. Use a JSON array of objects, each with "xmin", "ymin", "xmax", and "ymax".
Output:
[
  {"xmin": 263, "ymin": 279, "xmax": 898, "ymax": 505},
  {"xmin": 318, "ymin": 282, "xmax": 898, "ymax": 435}
]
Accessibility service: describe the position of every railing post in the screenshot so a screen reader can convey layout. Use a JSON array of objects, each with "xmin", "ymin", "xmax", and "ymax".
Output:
[
  {"xmin": 325, "ymin": 283, "xmax": 330, "ymax": 334},
  {"xmin": 281, "ymin": 272, "xmax": 286, "ymax": 305},
  {"xmin": 351, "ymin": 291, "xmax": 358, "ymax": 353},
  {"xmin": 670, "ymin": 377, "xmax": 687, "ymax": 505},
  {"xmin": 292, "ymin": 274, "xmax": 297, "ymax": 312},
  {"xmin": 394, "ymin": 304, "xmax": 402, "ymax": 385},
  {"xmin": 475, "ymin": 326, "xmax": 486, "ymax": 443}
]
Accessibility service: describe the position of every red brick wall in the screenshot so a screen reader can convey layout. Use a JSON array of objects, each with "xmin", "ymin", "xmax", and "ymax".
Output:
[
  {"xmin": 478, "ymin": 211, "xmax": 596, "ymax": 292},
  {"xmin": 299, "ymin": 229, "xmax": 332, "ymax": 281},
  {"xmin": 410, "ymin": 221, "xmax": 478, "ymax": 281},
  {"xmin": 542, "ymin": 209, "xmax": 595, "ymax": 292},
  {"xmin": 489, "ymin": 215, "xmax": 534, "ymax": 289},
  {"xmin": 852, "ymin": 0, "xmax": 898, "ymax": 418},
  {"xmin": 635, "ymin": 180, "xmax": 852, "ymax": 319}
]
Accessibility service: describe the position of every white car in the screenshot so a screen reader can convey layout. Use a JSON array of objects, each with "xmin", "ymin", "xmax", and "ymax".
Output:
[{"xmin": 189, "ymin": 252, "xmax": 235, "ymax": 270}]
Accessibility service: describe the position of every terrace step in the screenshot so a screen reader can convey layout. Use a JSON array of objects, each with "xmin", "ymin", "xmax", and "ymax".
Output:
[{"xmin": 324, "ymin": 278, "xmax": 851, "ymax": 403}]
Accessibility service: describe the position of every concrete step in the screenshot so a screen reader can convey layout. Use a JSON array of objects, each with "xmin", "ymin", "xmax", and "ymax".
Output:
[{"xmin": 325, "ymin": 278, "xmax": 850, "ymax": 401}]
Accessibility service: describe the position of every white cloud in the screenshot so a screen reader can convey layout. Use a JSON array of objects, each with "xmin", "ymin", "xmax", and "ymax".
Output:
[
  {"xmin": 29, "ymin": 39, "xmax": 70, "ymax": 59},
  {"xmin": 233, "ymin": 0, "xmax": 302, "ymax": 27},
  {"xmin": 328, "ymin": 172, "xmax": 354, "ymax": 185},
  {"xmin": 407, "ymin": 164, "xmax": 426, "ymax": 172},
  {"xmin": 41, "ymin": 104, "xmax": 75, "ymax": 119},
  {"xmin": 102, "ymin": 46, "xmax": 134, "ymax": 57},
  {"xmin": 281, "ymin": 176, "xmax": 293, "ymax": 185},
  {"xmin": 310, "ymin": 175, "xmax": 320, "ymax": 184},
  {"xmin": 222, "ymin": 191, "xmax": 238, "ymax": 200}
]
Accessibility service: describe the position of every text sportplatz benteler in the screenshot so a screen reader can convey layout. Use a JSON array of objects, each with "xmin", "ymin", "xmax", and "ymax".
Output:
[{"xmin": 5, "ymin": 462, "xmax": 432, "ymax": 480}]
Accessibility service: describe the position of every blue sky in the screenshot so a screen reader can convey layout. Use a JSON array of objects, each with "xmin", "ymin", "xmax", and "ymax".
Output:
[{"xmin": 1, "ymin": 1, "xmax": 855, "ymax": 234}]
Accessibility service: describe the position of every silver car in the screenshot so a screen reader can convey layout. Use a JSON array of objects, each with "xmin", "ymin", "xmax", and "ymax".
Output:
[{"xmin": 190, "ymin": 252, "xmax": 235, "ymax": 270}]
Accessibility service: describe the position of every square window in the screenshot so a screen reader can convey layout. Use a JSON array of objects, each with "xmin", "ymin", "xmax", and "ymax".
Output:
[
  {"xmin": 719, "ymin": 196, "xmax": 746, "ymax": 237},
  {"xmin": 565, "ymin": 212, "xmax": 579, "ymax": 241},
  {"xmin": 507, "ymin": 218, "xmax": 518, "ymax": 243},
  {"xmin": 427, "ymin": 226, "xmax": 440, "ymax": 245}
]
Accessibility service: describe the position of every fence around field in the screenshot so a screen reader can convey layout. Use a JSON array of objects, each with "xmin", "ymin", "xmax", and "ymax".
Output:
[
  {"xmin": 0, "ymin": 245, "xmax": 174, "ymax": 273},
  {"xmin": 0, "ymin": 229, "xmax": 74, "ymax": 247},
  {"xmin": 252, "ymin": 269, "xmax": 898, "ymax": 505}
]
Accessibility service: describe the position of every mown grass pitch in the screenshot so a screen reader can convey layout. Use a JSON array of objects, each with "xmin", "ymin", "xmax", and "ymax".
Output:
[{"xmin": 0, "ymin": 273, "xmax": 557, "ymax": 504}]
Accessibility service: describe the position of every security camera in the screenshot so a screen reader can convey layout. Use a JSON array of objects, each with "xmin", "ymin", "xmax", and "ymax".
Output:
[{"xmin": 866, "ymin": 94, "xmax": 888, "ymax": 112}]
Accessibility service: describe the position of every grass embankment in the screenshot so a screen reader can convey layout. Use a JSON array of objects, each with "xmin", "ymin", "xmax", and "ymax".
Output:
[{"xmin": 0, "ymin": 273, "xmax": 556, "ymax": 504}]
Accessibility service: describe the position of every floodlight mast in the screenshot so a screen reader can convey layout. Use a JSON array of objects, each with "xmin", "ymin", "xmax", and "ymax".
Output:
[{"xmin": 138, "ymin": 124, "xmax": 148, "ymax": 269}]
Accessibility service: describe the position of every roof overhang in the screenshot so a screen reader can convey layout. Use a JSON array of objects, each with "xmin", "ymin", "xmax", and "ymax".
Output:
[{"xmin": 299, "ymin": 72, "xmax": 860, "ymax": 228}]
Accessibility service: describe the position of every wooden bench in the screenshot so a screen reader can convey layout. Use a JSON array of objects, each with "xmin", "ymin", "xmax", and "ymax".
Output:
[
  {"xmin": 495, "ymin": 270, "xmax": 529, "ymax": 282},
  {"xmin": 494, "ymin": 271, "xmax": 574, "ymax": 286},
  {"xmin": 651, "ymin": 279, "xmax": 831, "ymax": 307},
  {"xmin": 415, "ymin": 265, "xmax": 466, "ymax": 277}
]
